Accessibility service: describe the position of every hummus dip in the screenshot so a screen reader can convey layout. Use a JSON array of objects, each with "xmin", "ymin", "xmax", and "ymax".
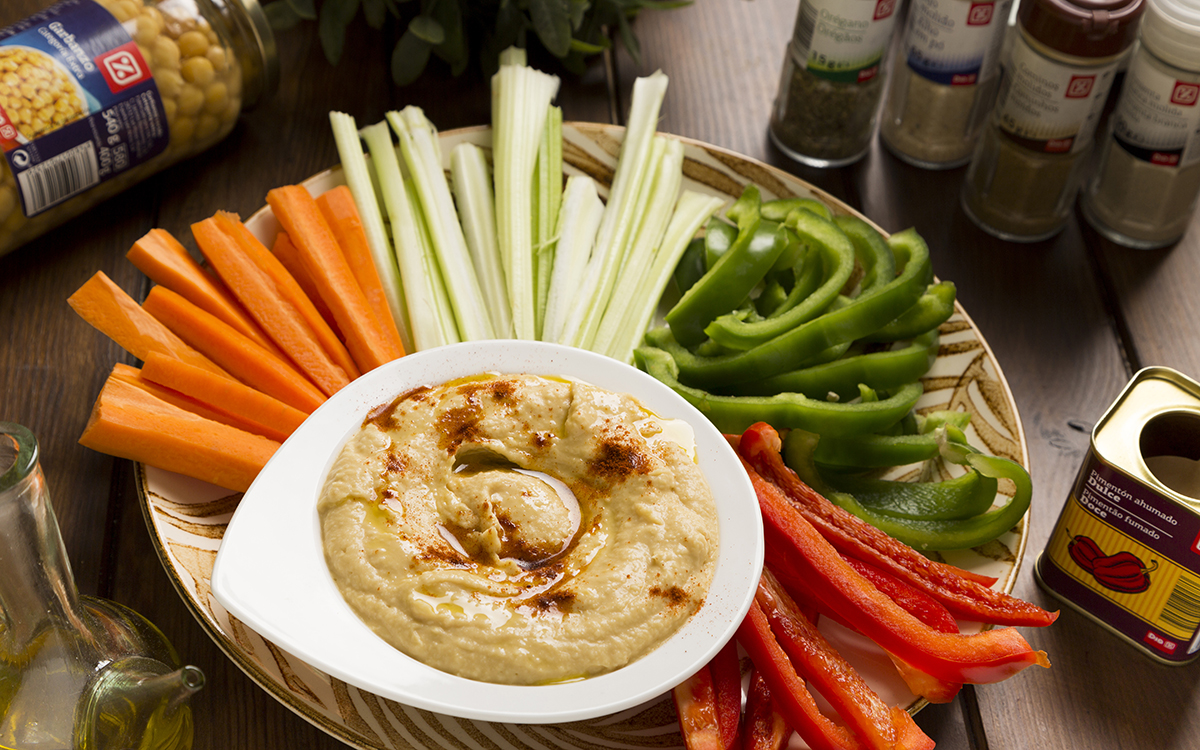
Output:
[{"xmin": 318, "ymin": 373, "xmax": 719, "ymax": 685}]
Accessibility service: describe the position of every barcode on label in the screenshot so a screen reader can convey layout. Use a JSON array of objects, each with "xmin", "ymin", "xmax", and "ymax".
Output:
[
  {"xmin": 16, "ymin": 142, "xmax": 100, "ymax": 216},
  {"xmin": 1160, "ymin": 575, "xmax": 1200, "ymax": 634},
  {"xmin": 792, "ymin": 1, "xmax": 819, "ymax": 57}
]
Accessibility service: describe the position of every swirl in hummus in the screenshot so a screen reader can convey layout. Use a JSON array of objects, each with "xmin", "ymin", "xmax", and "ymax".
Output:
[{"xmin": 318, "ymin": 373, "xmax": 719, "ymax": 685}]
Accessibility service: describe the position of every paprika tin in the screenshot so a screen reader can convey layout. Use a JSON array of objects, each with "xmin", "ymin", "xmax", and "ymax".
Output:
[{"xmin": 1036, "ymin": 366, "xmax": 1200, "ymax": 665}]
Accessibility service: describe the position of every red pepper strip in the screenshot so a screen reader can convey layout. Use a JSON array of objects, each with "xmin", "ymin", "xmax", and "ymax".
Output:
[
  {"xmin": 769, "ymin": 563, "xmax": 963, "ymax": 706},
  {"xmin": 738, "ymin": 423, "xmax": 1057, "ymax": 628},
  {"xmin": 737, "ymin": 602, "xmax": 864, "ymax": 750},
  {"xmin": 758, "ymin": 570, "xmax": 933, "ymax": 750},
  {"xmin": 841, "ymin": 556, "xmax": 958, "ymax": 634},
  {"xmin": 673, "ymin": 664, "xmax": 724, "ymax": 750},
  {"xmin": 711, "ymin": 639, "xmax": 743, "ymax": 750},
  {"xmin": 742, "ymin": 668, "xmax": 791, "ymax": 750},
  {"xmin": 745, "ymin": 454, "xmax": 1051, "ymax": 684}
]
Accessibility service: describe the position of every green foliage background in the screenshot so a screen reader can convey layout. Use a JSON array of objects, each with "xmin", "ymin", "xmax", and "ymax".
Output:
[{"xmin": 263, "ymin": 0, "xmax": 691, "ymax": 86}]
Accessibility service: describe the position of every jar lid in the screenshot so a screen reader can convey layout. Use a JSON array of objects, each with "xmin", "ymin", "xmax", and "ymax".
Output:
[
  {"xmin": 1020, "ymin": 0, "xmax": 1146, "ymax": 57},
  {"xmin": 1141, "ymin": 0, "xmax": 1200, "ymax": 70}
]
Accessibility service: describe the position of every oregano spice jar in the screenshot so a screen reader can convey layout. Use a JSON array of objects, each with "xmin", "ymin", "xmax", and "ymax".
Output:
[
  {"xmin": 960, "ymin": 0, "xmax": 1144, "ymax": 241},
  {"xmin": 769, "ymin": 0, "xmax": 902, "ymax": 167},
  {"xmin": 880, "ymin": 0, "xmax": 1013, "ymax": 168},
  {"xmin": 1081, "ymin": 0, "xmax": 1200, "ymax": 248}
]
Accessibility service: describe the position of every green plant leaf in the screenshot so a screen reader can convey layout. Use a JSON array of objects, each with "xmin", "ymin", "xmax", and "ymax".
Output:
[
  {"xmin": 616, "ymin": 8, "xmax": 640, "ymax": 64},
  {"xmin": 568, "ymin": 37, "xmax": 607, "ymax": 54},
  {"xmin": 362, "ymin": 0, "xmax": 388, "ymax": 28},
  {"xmin": 530, "ymin": 0, "xmax": 572, "ymax": 57},
  {"xmin": 392, "ymin": 29, "xmax": 433, "ymax": 85},
  {"xmin": 430, "ymin": 0, "xmax": 468, "ymax": 75},
  {"xmin": 409, "ymin": 13, "xmax": 446, "ymax": 44},
  {"xmin": 264, "ymin": 1, "xmax": 304, "ymax": 30},
  {"xmin": 319, "ymin": 0, "xmax": 361, "ymax": 64},
  {"xmin": 568, "ymin": 0, "xmax": 589, "ymax": 28},
  {"xmin": 285, "ymin": 0, "xmax": 318, "ymax": 20}
]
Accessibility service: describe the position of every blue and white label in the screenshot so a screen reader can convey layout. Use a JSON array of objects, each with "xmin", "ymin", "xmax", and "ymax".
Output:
[{"xmin": 903, "ymin": 0, "xmax": 1010, "ymax": 86}]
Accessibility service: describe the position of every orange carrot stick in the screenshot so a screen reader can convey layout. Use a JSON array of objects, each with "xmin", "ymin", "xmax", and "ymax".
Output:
[
  {"xmin": 125, "ymin": 228, "xmax": 284, "ymax": 358},
  {"xmin": 272, "ymin": 231, "xmax": 341, "ymax": 338},
  {"xmin": 143, "ymin": 285, "xmax": 325, "ymax": 414},
  {"xmin": 192, "ymin": 215, "xmax": 351, "ymax": 397},
  {"xmin": 141, "ymin": 352, "xmax": 307, "ymax": 443},
  {"xmin": 212, "ymin": 212, "xmax": 359, "ymax": 381},
  {"xmin": 109, "ymin": 362, "xmax": 237, "ymax": 427},
  {"xmin": 317, "ymin": 185, "xmax": 405, "ymax": 355},
  {"xmin": 267, "ymin": 185, "xmax": 403, "ymax": 372},
  {"xmin": 80, "ymin": 374, "xmax": 279, "ymax": 493},
  {"xmin": 68, "ymin": 271, "xmax": 228, "ymax": 377}
]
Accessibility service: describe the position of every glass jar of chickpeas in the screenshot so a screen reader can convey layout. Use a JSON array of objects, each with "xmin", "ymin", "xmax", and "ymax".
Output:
[{"xmin": 0, "ymin": 0, "xmax": 277, "ymax": 258}]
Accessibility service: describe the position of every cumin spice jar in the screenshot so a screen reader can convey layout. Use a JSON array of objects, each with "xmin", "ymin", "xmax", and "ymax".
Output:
[
  {"xmin": 769, "ymin": 0, "xmax": 902, "ymax": 167},
  {"xmin": 0, "ymin": 0, "xmax": 278, "ymax": 258},
  {"xmin": 1080, "ymin": 0, "xmax": 1200, "ymax": 249},
  {"xmin": 960, "ymin": 0, "xmax": 1144, "ymax": 241},
  {"xmin": 880, "ymin": 0, "xmax": 1013, "ymax": 169}
]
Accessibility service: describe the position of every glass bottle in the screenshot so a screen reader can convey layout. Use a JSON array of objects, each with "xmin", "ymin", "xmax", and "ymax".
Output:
[
  {"xmin": 769, "ymin": 0, "xmax": 902, "ymax": 167},
  {"xmin": 1081, "ymin": 0, "xmax": 1200, "ymax": 248},
  {"xmin": 0, "ymin": 421, "xmax": 204, "ymax": 749},
  {"xmin": 0, "ymin": 0, "xmax": 279, "ymax": 259},
  {"xmin": 880, "ymin": 0, "xmax": 1013, "ymax": 168},
  {"xmin": 961, "ymin": 0, "xmax": 1145, "ymax": 241}
]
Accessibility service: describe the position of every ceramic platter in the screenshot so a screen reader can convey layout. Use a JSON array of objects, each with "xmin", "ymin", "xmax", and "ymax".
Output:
[{"xmin": 136, "ymin": 122, "xmax": 1031, "ymax": 749}]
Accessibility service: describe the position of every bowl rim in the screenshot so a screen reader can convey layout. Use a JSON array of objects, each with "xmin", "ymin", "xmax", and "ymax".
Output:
[{"xmin": 211, "ymin": 339, "xmax": 764, "ymax": 724}]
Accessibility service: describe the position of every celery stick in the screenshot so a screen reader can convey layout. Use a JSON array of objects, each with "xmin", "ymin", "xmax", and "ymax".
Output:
[
  {"xmin": 492, "ymin": 52, "xmax": 561, "ymax": 340},
  {"xmin": 559, "ymin": 71, "xmax": 670, "ymax": 349},
  {"xmin": 450, "ymin": 143, "xmax": 511, "ymax": 338},
  {"xmin": 543, "ymin": 175, "xmax": 604, "ymax": 344},
  {"xmin": 361, "ymin": 121, "xmax": 459, "ymax": 350},
  {"xmin": 328, "ymin": 111, "xmax": 411, "ymax": 352},
  {"xmin": 605, "ymin": 191, "xmax": 727, "ymax": 364},
  {"xmin": 388, "ymin": 106, "xmax": 496, "ymax": 341},
  {"xmin": 533, "ymin": 105, "xmax": 563, "ymax": 339},
  {"xmin": 591, "ymin": 136, "xmax": 683, "ymax": 357}
]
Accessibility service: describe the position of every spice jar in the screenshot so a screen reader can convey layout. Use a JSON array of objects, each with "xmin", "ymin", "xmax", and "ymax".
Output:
[
  {"xmin": 0, "ymin": 0, "xmax": 278, "ymax": 258},
  {"xmin": 769, "ymin": 0, "xmax": 902, "ymax": 167},
  {"xmin": 1081, "ymin": 0, "xmax": 1200, "ymax": 248},
  {"xmin": 961, "ymin": 0, "xmax": 1144, "ymax": 241},
  {"xmin": 880, "ymin": 0, "xmax": 1014, "ymax": 168}
]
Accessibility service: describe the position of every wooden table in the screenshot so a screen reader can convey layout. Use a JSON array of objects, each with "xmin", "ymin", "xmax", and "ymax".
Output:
[{"xmin": 3, "ymin": 0, "xmax": 1199, "ymax": 747}]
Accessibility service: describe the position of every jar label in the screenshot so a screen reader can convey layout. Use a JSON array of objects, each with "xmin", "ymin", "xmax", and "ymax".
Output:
[
  {"xmin": 1110, "ymin": 51, "xmax": 1200, "ymax": 169},
  {"xmin": 903, "ymin": 0, "xmax": 1010, "ymax": 86},
  {"xmin": 993, "ymin": 35, "xmax": 1119, "ymax": 154},
  {"xmin": 792, "ymin": 0, "xmax": 900, "ymax": 84},
  {"xmin": 0, "ymin": 0, "xmax": 168, "ymax": 218},
  {"xmin": 1039, "ymin": 457, "xmax": 1200, "ymax": 662}
]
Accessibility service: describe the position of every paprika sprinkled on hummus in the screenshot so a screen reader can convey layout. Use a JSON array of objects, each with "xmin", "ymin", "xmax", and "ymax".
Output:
[{"xmin": 318, "ymin": 373, "xmax": 719, "ymax": 685}]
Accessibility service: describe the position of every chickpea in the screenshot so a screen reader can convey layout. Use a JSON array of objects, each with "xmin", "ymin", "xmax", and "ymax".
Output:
[
  {"xmin": 195, "ymin": 113, "xmax": 220, "ymax": 141},
  {"xmin": 181, "ymin": 56, "xmax": 215, "ymax": 87},
  {"xmin": 136, "ymin": 14, "xmax": 163, "ymax": 48},
  {"xmin": 202, "ymin": 81, "xmax": 228, "ymax": 115},
  {"xmin": 155, "ymin": 68, "xmax": 184, "ymax": 99},
  {"xmin": 176, "ymin": 83, "xmax": 204, "ymax": 116},
  {"xmin": 206, "ymin": 46, "xmax": 228, "ymax": 73},
  {"xmin": 177, "ymin": 30, "xmax": 210, "ymax": 58},
  {"xmin": 170, "ymin": 115, "xmax": 196, "ymax": 145},
  {"xmin": 152, "ymin": 36, "xmax": 181, "ymax": 69},
  {"xmin": 161, "ymin": 97, "xmax": 177, "ymax": 121}
]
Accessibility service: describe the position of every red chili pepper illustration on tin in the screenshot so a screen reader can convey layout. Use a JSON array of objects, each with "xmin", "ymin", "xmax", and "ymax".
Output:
[{"xmin": 1066, "ymin": 533, "xmax": 1158, "ymax": 594}]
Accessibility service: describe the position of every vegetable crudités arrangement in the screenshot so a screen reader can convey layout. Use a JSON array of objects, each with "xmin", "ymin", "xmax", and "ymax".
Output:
[{"xmin": 69, "ymin": 48, "xmax": 1055, "ymax": 750}]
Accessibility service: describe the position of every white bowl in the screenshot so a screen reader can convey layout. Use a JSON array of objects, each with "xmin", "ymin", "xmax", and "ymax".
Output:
[{"xmin": 211, "ymin": 340, "xmax": 763, "ymax": 724}]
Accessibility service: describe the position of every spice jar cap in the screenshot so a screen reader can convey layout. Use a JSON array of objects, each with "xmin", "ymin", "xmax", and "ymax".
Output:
[
  {"xmin": 1140, "ymin": 0, "xmax": 1200, "ymax": 70},
  {"xmin": 1020, "ymin": 0, "xmax": 1146, "ymax": 57}
]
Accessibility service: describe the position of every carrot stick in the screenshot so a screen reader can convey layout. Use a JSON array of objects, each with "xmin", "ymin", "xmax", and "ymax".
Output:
[
  {"xmin": 272, "ymin": 231, "xmax": 341, "ymax": 338},
  {"xmin": 316, "ymin": 185, "xmax": 405, "ymax": 355},
  {"xmin": 80, "ymin": 373, "xmax": 279, "ymax": 493},
  {"xmin": 68, "ymin": 271, "xmax": 228, "ymax": 377},
  {"xmin": 212, "ymin": 211, "xmax": 359, "ymax": 381},
  {"xmin": 267, "ymin": 185, "xmax": 403, "ymax": 372},
  {"xmin": 143, "ymin": 285, "xmax": 325, "ymax": 414},
  {"xmin": 109, "ymin": 362, "xmax": 237, "ymax": 426},
  {"xmin": 141, "ymin": 352, "xmax": 307, "ymax": 443},
  {"xmin": 125, "ymin": 228, "xmax": 284, "ymax": 358},
  {"xmin": 192, "ymin": 215, "xmax": 351, "ymax": 396}
]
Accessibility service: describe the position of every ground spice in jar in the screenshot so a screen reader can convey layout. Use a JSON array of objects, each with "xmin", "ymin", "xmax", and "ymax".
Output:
[
  {"xmin": 1081, "ymin": 0, "xmax": 1200, "ymax": 248},
  {"xmin": 769, "ymin": 0, "xmax": 901, "ymax": 168},
  {"xmin": 960, "ymin": 0, "xmax": 1144, "ymax": 241},
  {"xmin": 880, "ymin": 0, "xmax": 1012, "ymax": 168}
]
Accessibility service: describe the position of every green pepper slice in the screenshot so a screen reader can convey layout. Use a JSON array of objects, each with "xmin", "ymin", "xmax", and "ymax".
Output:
[
  {"xmin": 666, "ymin": 228, "xmax": 933, "ymax": 389},
  {"xmin": 704, "ymin": 216, "xmax": 737, "ymax": 270},
  {"xmin": 834, "ymin": 215, "xmax": 894, "ymax": 298},
  {"xmin": 634, "ymin": 345, "xmax": 922, "ymax": 436},
  {"xmin": 813, "ymin": 409, "xmax": 971, "ymax": 468},
  {"xmin": 737, "ymin": 328, "xmax": 939, "ymax": 400},
  {"xmin": 672, "ymin": 236, "xmax": 708, "ymax": 296},
  {"xmin": 864, "ymin": 281, "xmax": 957, "ymax": 343},
  {"xmin": 761, "ymin": 196, "xmax": 833, "ymax": 222},
  {"xmin": 665, "ymin": 187, "xmax": 787, "ymax": 348},
  {"xmin": 705, "ymin": 210, "xmax": 856, "ymax": 351}
]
